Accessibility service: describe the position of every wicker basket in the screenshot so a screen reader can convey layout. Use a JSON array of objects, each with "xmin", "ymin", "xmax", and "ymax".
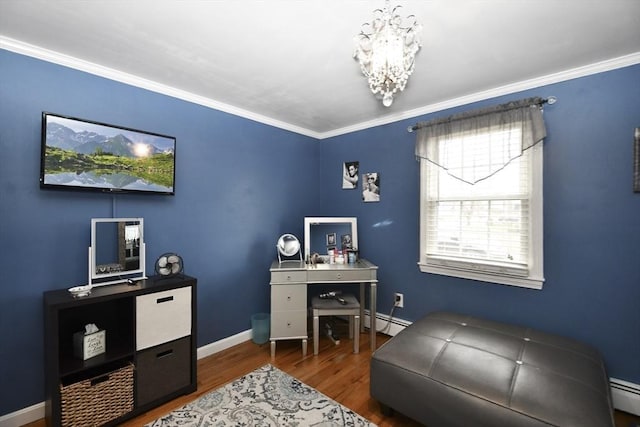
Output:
[{"xmin": 60, "ymin": 363, "xmax": 134, "ymax": 426}]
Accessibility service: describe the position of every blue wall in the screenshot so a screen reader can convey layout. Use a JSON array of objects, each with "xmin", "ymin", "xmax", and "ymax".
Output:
[
  {"xmin": 1, "ymin": 47, "xmax": 639, "ymax": 416},
  {"xmin": 0, "ymin": 50, "xmax": 318, "ymax": 414},
  {"xmin": 320, "ymin": 64, "xmax": 640, "ymax": 386}
]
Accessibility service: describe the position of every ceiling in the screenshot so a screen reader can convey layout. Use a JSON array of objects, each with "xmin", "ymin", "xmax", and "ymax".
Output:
[{"xmin": 1, "ymin": 1, "xmax": 639, "ymax": 139}]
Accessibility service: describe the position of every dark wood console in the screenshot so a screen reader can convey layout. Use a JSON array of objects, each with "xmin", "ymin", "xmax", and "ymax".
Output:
[{"xmin": 43, "ymin": 275, "xmax": 197, "ymax": 427}]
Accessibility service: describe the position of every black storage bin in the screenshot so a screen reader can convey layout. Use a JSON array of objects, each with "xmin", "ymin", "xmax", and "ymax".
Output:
[{"xmin": 136, "ymin": 336, "xmax": 191, "ymax": 407}]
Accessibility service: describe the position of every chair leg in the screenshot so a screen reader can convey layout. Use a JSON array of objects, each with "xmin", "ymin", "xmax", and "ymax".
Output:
[
  {"xmin": 354, "ymin": 315, "xmax": 360, "ymax": 354},
  {"xmin": 348, "ymin": 315, "xmax": 354, "ymax": 339},
  {"xmin": 313, "ymin": 314, "xmax": 319, "ymax": 355}
]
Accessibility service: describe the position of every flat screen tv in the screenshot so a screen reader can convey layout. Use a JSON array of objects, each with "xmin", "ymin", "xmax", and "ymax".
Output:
[{"xmin": 40, "ymin": 112, "xmax": 176, "ymax": 195}]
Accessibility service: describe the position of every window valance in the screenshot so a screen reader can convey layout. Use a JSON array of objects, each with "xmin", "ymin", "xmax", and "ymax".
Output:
[{"xmin": 414, "ymin": 97, "xmax": 547, "ymax": 184}]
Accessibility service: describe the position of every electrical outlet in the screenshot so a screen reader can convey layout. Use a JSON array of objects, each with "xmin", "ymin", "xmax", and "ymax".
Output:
[{"xmin": 394, "ymin": 292, "xmax": 404, "ymax": 308}]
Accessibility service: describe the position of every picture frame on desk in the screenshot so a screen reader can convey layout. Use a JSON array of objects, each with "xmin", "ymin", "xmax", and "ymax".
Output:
[
  {"xmin": 326, "ymin": 233, "xmax": 336, "ymax": 246},
  {"xmin": 341, "ymin": 234, "xmax": 352, "ymax": 250}
]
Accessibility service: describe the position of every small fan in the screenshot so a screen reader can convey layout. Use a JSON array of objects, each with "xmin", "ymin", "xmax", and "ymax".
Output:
[{"xmin": 155, "ymin": 253, "xmax": 184, "ymax": 276}]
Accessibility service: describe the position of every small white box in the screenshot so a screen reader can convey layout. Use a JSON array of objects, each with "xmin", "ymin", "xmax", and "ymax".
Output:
[{"xmin": 73, "ymin": 330, "xmax": 106, "ymax": 360}]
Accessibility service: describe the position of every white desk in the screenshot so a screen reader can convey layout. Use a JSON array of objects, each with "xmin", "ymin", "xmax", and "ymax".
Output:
[{"xmin": 269, "ymin": 259, "xmax": 378, "ymax": 358}]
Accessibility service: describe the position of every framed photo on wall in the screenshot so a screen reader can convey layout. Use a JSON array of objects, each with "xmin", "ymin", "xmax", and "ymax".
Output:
[
  {"xmin": 634, "ymin": 127, "xmax": 640, "ymax": 192},
  {"xmin": 343, "ymin": 161, "xmax": 359, "ymax": 189},
  {"xmin": 362, "ymin": 172, "xmax": 380, "ymax": 202}
]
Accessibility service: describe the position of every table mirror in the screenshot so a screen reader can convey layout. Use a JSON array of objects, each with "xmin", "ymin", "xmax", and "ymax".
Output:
[
  {"xmin": 304, "ymin": 217, "xmax": 358, "ymax": 261},
  {"xmin": 276, "ymin": 233, "xmax": 302, "ymax": 263},
  {"xmin": 89, "ymin": 217, "xmax": 146, "ymax": 286}
]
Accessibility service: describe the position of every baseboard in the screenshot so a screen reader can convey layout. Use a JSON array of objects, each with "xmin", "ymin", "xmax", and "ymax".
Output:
[
  {"xmin": 0, "ymin": 402, "xmax": 44, "ymax": 427},
  {"xmin": 3, "ymin": 325, "xmax": 638, "ymax": 426},
  {"xmin": 611, "ymin": 377, "xmax": 640, "ymax": 416},
  {"xmin": 197, "ymin": 329, "xmax": 253, "ymax": 360}
]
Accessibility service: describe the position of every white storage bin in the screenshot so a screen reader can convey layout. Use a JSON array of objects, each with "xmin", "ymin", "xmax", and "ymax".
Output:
[{"xmin": 136, "ymin": 286, "xmax": 191, "ymax": 350}]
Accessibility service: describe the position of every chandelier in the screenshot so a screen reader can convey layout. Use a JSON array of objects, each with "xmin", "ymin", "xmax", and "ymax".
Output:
[{"xmin": 353, "ymin": 1, "xmax": 422, "ymax": 107}]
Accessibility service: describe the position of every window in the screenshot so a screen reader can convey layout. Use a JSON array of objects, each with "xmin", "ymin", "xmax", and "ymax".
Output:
[{"xmin": 416, "ymin": 98, "xmax": 546, "ymax": 289}]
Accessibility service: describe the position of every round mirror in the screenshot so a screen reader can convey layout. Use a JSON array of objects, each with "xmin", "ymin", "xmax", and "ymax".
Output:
[{"xmin": 277, "ymin": 234, "xmax": 300, "ymax": 257}]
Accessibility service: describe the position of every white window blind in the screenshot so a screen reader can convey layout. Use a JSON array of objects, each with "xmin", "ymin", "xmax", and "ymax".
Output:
[
  {"xmin": 425, "ymin": 129, "xmax": 530, "ymax": 274},
  {"xmin": 415, "ymin": 98, "xmax": 546, "ymax": 289}
]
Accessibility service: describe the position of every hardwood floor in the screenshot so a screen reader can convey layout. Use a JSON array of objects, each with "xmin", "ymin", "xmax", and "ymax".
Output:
[{"xmin": 26, "ymin": 325, "xmax": 640, "ymax": 426}]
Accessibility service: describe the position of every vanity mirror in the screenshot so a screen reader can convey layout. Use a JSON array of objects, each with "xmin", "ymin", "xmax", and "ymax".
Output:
[
  {"xmin": 89, "ymin": 218, "xmax": 146, "ymax": 286},
  {"xmin": 276, "ymin": 234, "xmax": 302, "ymax": 263},
  {"xmin": 304, "ymin": 217, "xmax": 358, "ymax": 261}
]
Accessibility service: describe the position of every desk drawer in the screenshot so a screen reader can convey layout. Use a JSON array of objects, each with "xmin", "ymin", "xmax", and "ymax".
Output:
[
  {"xmin": 271, "ymin": 285, "xmax": 307, "ymax": 311},
  {"xmin": 271, "ymin": 310, "xmax": 307, "ymax": 338},
  {"xmin": 136, "ymin": 287, "xmax": 191, "ymax": 350},
  {"xmin": 307, "ymin": 269, "xmax": 374, "ymax": 283},
  {"xmin": 271, "ymin": 270, "xmax": 307, "ymax": 283}
]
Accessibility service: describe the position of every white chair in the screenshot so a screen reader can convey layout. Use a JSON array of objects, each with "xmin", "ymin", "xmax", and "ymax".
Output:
[{"xmin": 311, "ymin": 294, "xmax": 360, "ymax": 355}]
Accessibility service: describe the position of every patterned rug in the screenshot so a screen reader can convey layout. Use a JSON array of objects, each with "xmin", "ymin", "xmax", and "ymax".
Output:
[{"xmin": 146, "ymin": 364, "xmax": 376, "ymax": 426}]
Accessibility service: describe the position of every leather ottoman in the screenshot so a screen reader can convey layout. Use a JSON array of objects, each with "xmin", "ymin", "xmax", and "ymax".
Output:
[{"xmin": 370, "ymin": 311, "xmax": 614, "ymax": 426}]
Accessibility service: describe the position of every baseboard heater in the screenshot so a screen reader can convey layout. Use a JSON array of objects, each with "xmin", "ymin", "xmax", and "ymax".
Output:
[{"xmin": 610, "ymin": 378, "xmax": 640, "ymax": 416}]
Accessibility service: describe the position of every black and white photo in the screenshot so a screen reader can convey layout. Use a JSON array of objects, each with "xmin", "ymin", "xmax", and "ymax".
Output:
[
  {"xmin": 326, "ymin": 232, "xmax": 336, "ymax": 246},
  {"xmin": 341, "ymin": 234, "xmax": 352, "ymax": 250},
  {"xmin": 362, "ymin": 172, "xmax": 380, "ymax": 202},
  {"xmin": 342, "ymin": 161, "xmax": 359, "ymax": 189}
]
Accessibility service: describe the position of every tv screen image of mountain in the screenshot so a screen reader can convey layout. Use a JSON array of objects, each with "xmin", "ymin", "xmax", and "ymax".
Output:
[{"xmin": 40, "ymin": 112, "xmax": 176, "ymax": 195}]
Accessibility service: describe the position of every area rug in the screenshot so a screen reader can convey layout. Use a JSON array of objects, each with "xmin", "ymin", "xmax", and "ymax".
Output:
[{"xmin": 146, "ymin": 364, "xmax": 376, "ymax": 426}]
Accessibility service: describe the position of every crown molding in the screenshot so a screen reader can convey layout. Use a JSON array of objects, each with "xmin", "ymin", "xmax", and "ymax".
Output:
[
  {"xmin": 322, "ymin": 52, "xmax": 640, "ymax": 139},
  {"xmin": 0, "ymin": 36, "xmax": 322, "ymax": 140},
  {"xmin": 2, "ymin": 36, "xmax": 638, "ymax": 140}
]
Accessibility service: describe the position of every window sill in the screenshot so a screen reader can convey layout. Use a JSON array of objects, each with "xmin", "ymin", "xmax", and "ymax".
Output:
[{"xmin": 418, "ymin": 262, "xmax": 544, "ymax": 290}]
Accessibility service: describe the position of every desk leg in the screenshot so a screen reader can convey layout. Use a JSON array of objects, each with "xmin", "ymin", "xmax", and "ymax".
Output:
[
  {"xmin": 360, "ymin": 283, "xmax": 366, "ymax": 333},
  {"xmin": 270, "ymin": 340, "xmax": 276, "ymax": 358},
  {"xmin": 370, "ymin": 282, "xmax": 377, "ymax": 351}
]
